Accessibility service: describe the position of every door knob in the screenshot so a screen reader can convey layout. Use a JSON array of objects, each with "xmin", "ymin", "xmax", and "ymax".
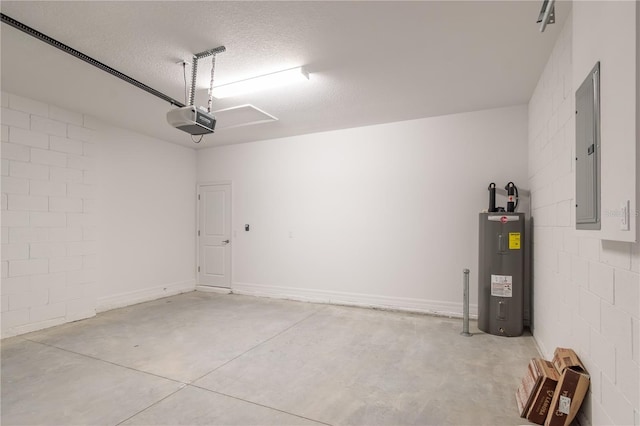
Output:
[{"xmin": 222, "ymin": 240, "xmax": 230, "ymax": 244}]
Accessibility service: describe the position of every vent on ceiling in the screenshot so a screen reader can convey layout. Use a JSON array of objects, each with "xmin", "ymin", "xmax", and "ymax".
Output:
[{"xmin": 213, "ymin": 104, "xmax": 278, "ymax": 130}]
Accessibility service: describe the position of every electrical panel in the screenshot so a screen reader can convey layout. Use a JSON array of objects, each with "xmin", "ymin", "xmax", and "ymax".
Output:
[{"xmin": 575, "ymin": 62, "xmax": 601, "ymax": 230}]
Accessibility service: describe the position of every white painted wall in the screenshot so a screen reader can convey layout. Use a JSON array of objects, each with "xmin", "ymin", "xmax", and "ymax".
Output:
[
  {"xmin": 1, "ymin": 93, "xmax": 197, "ymax": 337},
  {"xmin": 95, "ymin": 122, "xmax": 197, "ymax": 311},
  {"xmin": 197, "ymin": 105, "xmax": 528, "ymax": 316},
  {"xmin": 528, "ymin": 9, "xmax": 640, "ymax": 426}
]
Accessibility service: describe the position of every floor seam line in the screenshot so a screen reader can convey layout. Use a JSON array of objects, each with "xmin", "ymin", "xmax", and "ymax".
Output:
[
  {"xmin": 188, "ymin": 383, "xmax": 333, "ymax": 426},
  {"xmin": 21, "ymin": 338, "xmax": 186, "ymax": 385},
  {"xmin": 113, "ymin": 384, "xmax": 188, "ymax": 426},
  {"xmin": 188, "ymin": 306, "xmax": 327, "ymax": 384}
]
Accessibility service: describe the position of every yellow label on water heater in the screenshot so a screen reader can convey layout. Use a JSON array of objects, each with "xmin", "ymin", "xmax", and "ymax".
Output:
[{"xmin": 509, "ymin": 232, "xmax": 521, "ymax": 250}]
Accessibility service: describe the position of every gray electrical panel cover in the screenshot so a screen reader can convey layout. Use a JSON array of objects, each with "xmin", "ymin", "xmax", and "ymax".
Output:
[
  {"xmin": 478, "ymin": 212, "xmax": 525, "ymax": 337},
  {"xmin": 575, "ymin": 62, "xmax": 601, "ymax": 230}
]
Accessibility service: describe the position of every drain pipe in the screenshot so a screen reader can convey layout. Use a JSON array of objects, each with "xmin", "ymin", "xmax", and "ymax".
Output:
[{"xmin": 461, "ymin": 268, "xmax": 472, "ymax": 337}]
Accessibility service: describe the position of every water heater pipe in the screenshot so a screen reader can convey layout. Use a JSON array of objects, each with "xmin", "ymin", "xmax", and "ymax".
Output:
[{"xmin": 461, "ymin": 268, "xmax": 472, "ymax": 337}]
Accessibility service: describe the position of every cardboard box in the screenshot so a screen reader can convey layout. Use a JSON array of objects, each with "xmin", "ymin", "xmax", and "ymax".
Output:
[
  {"xmin": 525, "ymin": 359, "xmax": 561, "ymax": 424},
  {"xmin": 515, "ymin": 358, "xmax": 560, "ymax": 424},
  {"xmin": 551, "ymin": 347, "xmax": 584, "ymax": 374},
  {"xmin": 516, "ymin": 359, "xmax": 538, "ymax": 416},
  {"xmin": 545, "ymin": 348, "xmax": 590, "ymax": 426}
]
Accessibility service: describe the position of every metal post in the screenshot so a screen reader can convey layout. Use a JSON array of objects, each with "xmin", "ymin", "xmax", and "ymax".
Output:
[{"xmin": 461, "ymin": 268, "xmax": 472, "ymax": 337}]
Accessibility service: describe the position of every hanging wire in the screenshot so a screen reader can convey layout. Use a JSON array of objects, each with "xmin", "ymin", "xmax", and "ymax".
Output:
[
  {"xmin": 191, "ymin": 134, "xmax": 204, "ymax": 144},
  {"xmin": 182, "ymin": 62, "xmax": 189, "ymax": 105}
]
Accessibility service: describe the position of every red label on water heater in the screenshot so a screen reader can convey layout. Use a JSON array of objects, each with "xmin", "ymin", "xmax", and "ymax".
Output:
[{"xmin": 500, "ymin": 216, "xmax": 508, "ymax": 223}]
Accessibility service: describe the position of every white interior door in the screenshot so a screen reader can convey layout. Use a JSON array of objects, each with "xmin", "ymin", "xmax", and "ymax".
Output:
[{"xmin": 198, "ymin": 184, "xmax": 231, "ymax": 287}]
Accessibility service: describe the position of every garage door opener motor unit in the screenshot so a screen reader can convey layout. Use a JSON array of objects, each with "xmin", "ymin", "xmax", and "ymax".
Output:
[
  {"xmin": 478, "ymin": 182, "xmax": 525, "ymax": 337},
  {"xmin": 0, "ymin": 13, "xmax": 225, "ymax": 143},
  {"xmin": 167, "ymin": 46, "xmax": 226, "ymax": 138}
]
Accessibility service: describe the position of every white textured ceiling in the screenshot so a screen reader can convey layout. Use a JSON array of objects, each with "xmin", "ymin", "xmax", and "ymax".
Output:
[{"xmin": 0, "ymin": 1, "xmax": 567, "ymax": 149}]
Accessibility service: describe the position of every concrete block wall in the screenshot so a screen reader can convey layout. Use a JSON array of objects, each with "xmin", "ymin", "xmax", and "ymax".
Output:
[
  {"xmin": 528, "ymin": 15, "xmax": 640, "ymax": 425},
  {"xmin": 1, "ymin": 92, "xmax": 97, "ymax": 337}
]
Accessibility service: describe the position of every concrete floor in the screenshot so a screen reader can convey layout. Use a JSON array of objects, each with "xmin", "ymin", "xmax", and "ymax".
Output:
[{"xmin": 1, "ymin": 292, "xmax": 539, "ymax": 425}]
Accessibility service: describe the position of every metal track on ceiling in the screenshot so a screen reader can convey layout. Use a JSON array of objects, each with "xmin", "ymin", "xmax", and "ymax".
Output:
[{"xmin": 0, "ymin": 13, "xmax": 186, "ymax": 108}]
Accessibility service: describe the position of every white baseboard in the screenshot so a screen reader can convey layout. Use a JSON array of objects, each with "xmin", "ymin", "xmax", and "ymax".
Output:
[
  {"xmin": 97, "ymin": 279, "xmax": 196, "ymax": 313},
  {"xmin": 2, "ymin": 317, "xmax": 70, "ymax": 339},
  {"xmin": 196, "ymin": 285, "xmax": 232, "ymax": 294},
  {"xmin": 532, "ymin": 334, "xmax": 547, "ymax": 358},
  {"xmin": 231, "ymin": 281, "xmax": 478, "ymax": 319}
]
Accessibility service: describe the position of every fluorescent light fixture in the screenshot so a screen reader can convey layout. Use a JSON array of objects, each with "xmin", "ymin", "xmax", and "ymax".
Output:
[{"xmin": 212, "ymin": 67, "xmax": 309, "ymax": 99}]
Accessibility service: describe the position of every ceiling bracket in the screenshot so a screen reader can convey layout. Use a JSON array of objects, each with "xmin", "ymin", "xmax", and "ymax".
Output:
[
  {"xmin": 537, "ymin": 0, "xmax": 556, "ymax": 33},
  {"xmin": 188, "ymin": 46, "xmax": 226, "ymax": 110}
]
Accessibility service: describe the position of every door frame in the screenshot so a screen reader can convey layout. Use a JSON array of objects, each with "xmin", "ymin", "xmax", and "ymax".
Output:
[{"xmin": 196, "ymin": 181, "xmax": 233, "ymax": 291}]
